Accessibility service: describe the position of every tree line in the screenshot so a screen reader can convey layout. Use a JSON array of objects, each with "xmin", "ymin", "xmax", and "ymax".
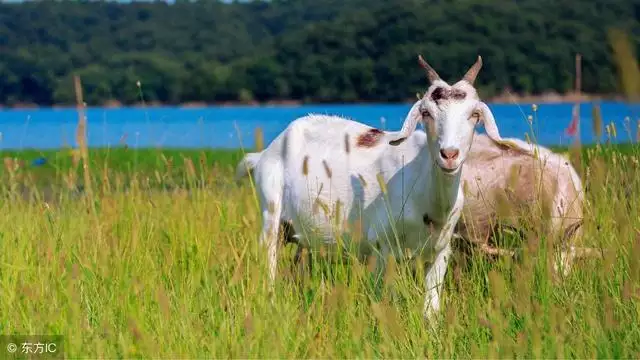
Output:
[{"xmin": 0, "ymin": 0, "xmax": 638, "ymax": 106}]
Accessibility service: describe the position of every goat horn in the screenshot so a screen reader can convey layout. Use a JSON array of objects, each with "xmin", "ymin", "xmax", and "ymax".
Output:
[
  {"xmin": 462, "ymin": 55, "xmax": 483, "ymax": 85},
  {"xmin": 418, "ymin": 54, "xmax": 441, "ymax": 83}
]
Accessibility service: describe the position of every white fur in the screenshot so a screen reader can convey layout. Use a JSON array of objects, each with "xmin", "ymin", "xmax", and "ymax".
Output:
[
  {"xmin": 237, "ymin": 56, "xmax": 508, "ymax": 320},
  {"xmin": 235, "ymin": 152, "xmax": 262, "ymax": 180}
]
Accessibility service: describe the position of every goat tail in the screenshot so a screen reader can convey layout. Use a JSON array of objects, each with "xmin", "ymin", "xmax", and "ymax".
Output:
[
  {"xmin": 235, "ymin": 151, "xmax": 264, "ymax": 181},
  {"xmin": 255, "ymin": 158, "xmax": 286, "ymax": 284}
]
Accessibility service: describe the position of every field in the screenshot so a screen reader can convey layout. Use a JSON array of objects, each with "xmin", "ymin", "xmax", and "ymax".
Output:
[{"xmin": 0, "ymin": 134, "xmax": 638, "ymax": 358}]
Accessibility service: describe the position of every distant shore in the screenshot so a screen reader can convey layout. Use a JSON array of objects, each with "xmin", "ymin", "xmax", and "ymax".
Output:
[{"xmin": 0, "ymin": 91, "xmax": 630, "ymax": 110}]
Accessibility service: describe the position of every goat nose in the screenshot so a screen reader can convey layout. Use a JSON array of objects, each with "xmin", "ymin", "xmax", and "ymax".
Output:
[{"xmin": 439, "ymin": 147, "xmax": 459, "ymax": 160}]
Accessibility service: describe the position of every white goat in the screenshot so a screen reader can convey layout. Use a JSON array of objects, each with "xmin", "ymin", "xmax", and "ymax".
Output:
[{"xmin": 238, "ymin": 55, "xmax": 510, "ymax": 319}]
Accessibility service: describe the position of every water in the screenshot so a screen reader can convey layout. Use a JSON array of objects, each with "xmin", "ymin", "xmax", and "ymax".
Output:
[{"xmin": 0, "ymin": 102, "xmax": 638, "ymax": 151}]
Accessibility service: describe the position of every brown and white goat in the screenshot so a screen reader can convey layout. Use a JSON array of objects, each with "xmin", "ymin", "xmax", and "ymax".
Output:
[{"xmin": 453, "ymin": 134, "xmax": 592, "ymax": 275}]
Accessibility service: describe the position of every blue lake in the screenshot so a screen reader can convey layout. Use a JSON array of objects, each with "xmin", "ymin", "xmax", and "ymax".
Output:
[{"xmin": 0, "ymin": 101, "xmax": 638, "ymax": 151}]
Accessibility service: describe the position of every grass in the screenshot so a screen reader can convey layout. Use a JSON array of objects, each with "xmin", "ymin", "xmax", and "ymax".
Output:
[{"xmin": 0, "ymin": 137, "xmax": 639, "ymax": 358}]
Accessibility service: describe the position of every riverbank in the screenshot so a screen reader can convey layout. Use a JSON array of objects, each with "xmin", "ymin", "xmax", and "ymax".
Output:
[
  {"xmin": 2, "ymin": 142, "xmax": 637, "ymax": 189},
  {"xmin": 0, "ymin": 92, "xmax": 629, "ymax": 110}
]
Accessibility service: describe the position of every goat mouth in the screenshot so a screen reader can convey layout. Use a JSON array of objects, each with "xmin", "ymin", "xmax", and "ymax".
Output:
[{"xmin": 439, "ymin": 165, "xmax": 459, "ymax": 175}]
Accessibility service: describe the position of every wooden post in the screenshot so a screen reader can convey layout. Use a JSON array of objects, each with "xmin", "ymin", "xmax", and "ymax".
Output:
[
  {"xmin": 570, "ymin": 53, "xmax": 583, "ymax": 177},
  {"xmin": 575, "ymin": 53, "xmax": 582, "ymax": 95},
  {"xmin": 575, "ymin": 53, "xmax": 582, "ymax": 142},
  {"xmin": 74, "ymin": 76, "xmax": 94, "ymax": 202}
]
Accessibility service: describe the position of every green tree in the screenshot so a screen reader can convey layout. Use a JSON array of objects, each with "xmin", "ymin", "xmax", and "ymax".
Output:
[{"xmin": 0, "ymin": 0, "xmax": 637, "ymax": 105}]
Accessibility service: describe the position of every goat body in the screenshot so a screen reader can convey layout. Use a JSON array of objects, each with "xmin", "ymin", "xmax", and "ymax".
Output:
[
  {"xmin": 238, "ymin": 55, "xmax": 515, "ymax": 320},
  {"xmin": 461, "ymin": 134, "xmax": 584, "ymax": 241},
  {"xmin": 457, "ymin": 133, "xmax": 587, "ymax": 273},
  {"xmin": 249, "ymin": 113, "xmax": 464, "ymax": 320}
]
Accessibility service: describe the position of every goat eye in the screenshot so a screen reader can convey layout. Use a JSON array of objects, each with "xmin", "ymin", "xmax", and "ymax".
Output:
[
  {"xmin": 421, "ymin": 109, "xmax": 431, "ymax": 118},
  {"xmin": 470, "ymin": 111, "xmax": 481, "ymax": 122}
]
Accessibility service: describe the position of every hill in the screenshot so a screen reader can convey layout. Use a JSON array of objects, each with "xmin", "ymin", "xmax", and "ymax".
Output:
[{"xmin": 0, "ymin": 0, "xmax": 638, "ymax": 106}]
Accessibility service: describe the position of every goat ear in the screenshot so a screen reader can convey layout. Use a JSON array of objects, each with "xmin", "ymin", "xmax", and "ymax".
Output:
[
  {"xmin": 477, "ymin": 102, "xmax": 528, "ymax": 153},
  {"xmin": 388, "ymin": 100, "xmax": 422, "ymax": 146},
  {"xmin": 477, "ymin": 102, "xmax": 505, "ymax": 144}
]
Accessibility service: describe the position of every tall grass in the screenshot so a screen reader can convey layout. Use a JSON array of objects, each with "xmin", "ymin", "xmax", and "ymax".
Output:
[
  {"xmin": 1, "ymin": 33, "xmax": 639, "ymax": 358},
  {"xmin": 0, "ymin": 139, "xmax": 639, "ymax": 358}
]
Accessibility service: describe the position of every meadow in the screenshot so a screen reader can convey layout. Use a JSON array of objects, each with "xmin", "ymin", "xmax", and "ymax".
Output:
[
  {"xmin": 0, "ymin": 3, "xmax": 639, "ymax": 357},
  {"xmin": 0, "ymin": 129, "xmax": 639, "ymax": 358}
]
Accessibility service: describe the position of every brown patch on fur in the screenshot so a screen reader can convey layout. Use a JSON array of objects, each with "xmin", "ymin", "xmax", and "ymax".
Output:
[
  {"xmin": 430, "ymin": 86, "xmax": 467, "ymax": 103},
  {"xmin": 452, "ymin": 89, "xmax": 467, "ymax": 100},
  {"xmin": 431, "ymin": 87, "xmax": 446, "ymax": 102},
  {"xmin": 356, "ymin": 128, "xmax": 384, "ymax": 148},
  {"xmin": 302, "ymin": 155, "xmax": 309, "ymax": 176}
]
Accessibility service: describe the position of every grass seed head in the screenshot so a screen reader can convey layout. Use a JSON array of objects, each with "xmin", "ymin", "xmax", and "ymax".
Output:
[
  {"xmin": 376, "ymin": 172, "xmax": 387, "ymax": 194},
  {"xmin": 254, "ymin": 127, "xmax": 264, "ymax": 152},
  {"xmin": 302, "ymin": 156, "xmax": 309, "ymax": 176},
  {"xmin": 344, "ymin": 133, "xmax": 350, "ymax": 154},
  {"xmin": 322, "ymin": 160, "xmax": 332, "ymax": 179}
]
